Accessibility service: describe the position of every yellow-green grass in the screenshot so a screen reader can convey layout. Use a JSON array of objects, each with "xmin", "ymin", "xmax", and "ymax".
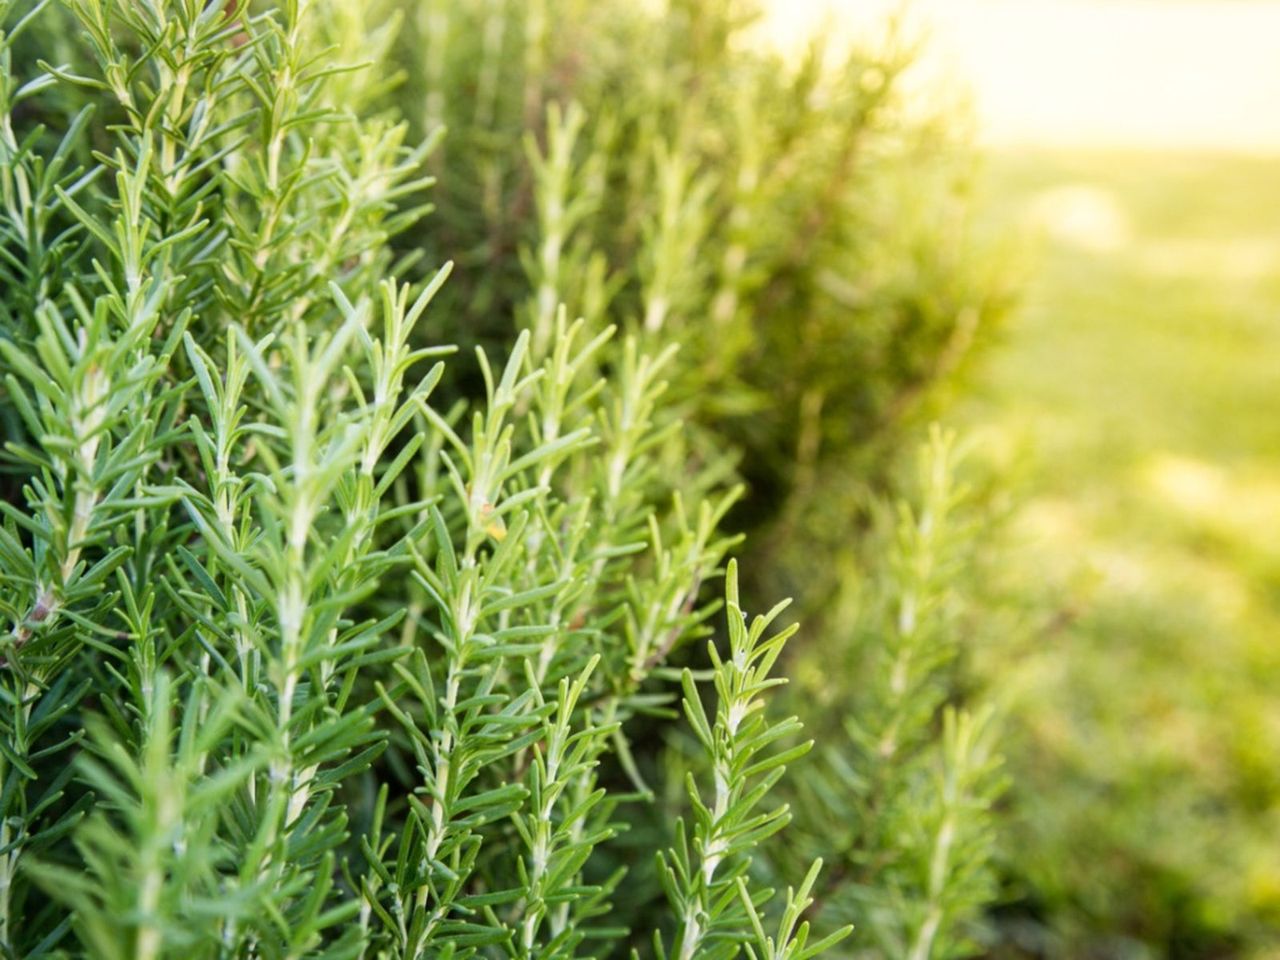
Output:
[{"xmin": 964, "ymin": 150, "xmax": 1280, "ymax": 957}]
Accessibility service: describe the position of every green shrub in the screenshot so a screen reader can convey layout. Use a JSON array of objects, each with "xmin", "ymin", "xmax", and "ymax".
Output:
[
  {"xmin": 382, "ymin": 3, "xmax": 1014, "ymax": 951},
  {"xmin": 0, "ymin": 1, "xmax": 853, "ymax": 955},
  {"xmin": 0, "ymin": 1, "xmax": 1008, "ymax": 957}
]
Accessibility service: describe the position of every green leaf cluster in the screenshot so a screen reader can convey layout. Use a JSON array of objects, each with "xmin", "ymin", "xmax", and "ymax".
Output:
[
  {"xmin": 0, "ymin": 2, "xmax": 875, "ymax": 958},
  {"xmin": 778, "ymin": 431, "xmax": 1005, "ymax": 960}
]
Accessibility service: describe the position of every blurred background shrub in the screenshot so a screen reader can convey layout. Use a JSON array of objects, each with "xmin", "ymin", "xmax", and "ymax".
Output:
[{"xmin": 386, "ymin": 0, "xmax": 1013, "ymax": 616}]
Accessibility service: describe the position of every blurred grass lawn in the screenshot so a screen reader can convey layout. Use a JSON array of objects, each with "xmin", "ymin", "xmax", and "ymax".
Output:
[{"xmin": 963, "ymin": 151, "xmax": 1280, "ymax": 954}]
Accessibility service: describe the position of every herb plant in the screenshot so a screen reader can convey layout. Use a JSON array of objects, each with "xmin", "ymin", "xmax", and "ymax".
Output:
[
  {"xmin": 0, "ymin": 1, "xmax": 1013, "ymax": 958},
  {"xmin": 0, "ymin": 1, "xmax": 853, "ymax": 956}
]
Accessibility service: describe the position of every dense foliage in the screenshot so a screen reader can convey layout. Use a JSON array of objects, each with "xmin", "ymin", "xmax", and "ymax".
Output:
[
  {"xmin": 0, "ymin": 0, "xmax": 1007, "ymax": 957},
  {"xmin": 382, "ymin": 1, "xmax": 1013, "ymax": 951},
  {"xmin": 389, "ymin": 0, "xmax": 1011, "ymax": 614}
]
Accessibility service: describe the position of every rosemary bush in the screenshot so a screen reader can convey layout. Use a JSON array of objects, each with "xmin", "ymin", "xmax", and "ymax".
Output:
[
  {"xmin": 380, "ymin": 2, "xmax": 1014, "ymax": 952},
  {"xmin": 0, "ymin": 1, "xmax": 1008, "ymax": 957},
  {"xmin": 0, "ymin": 1, "xmax": 855, "ymax": 955}
]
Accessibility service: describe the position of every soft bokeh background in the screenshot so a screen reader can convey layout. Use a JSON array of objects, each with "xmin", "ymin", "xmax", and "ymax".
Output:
[
  {"xmin": 761, "ymin": 0, "xmax": 1280, "ymax": 151},
  {"xmin": 766, "ymin": 1, "xmax": 1280, "ymax": 956}
]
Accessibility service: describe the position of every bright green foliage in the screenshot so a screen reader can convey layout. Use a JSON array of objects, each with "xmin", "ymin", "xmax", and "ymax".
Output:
[
  {"xmin": 365, "ymin": 31, "xmax": 1014, "ymax": 951},
  {"xmin": 380, "ymin": 6, "xmax": 1013, "ymax": 955},
  {"xmin": 0, "ymin": 1, "xmax": 854, "ymax": 957},
  {"xmin": 655, "ymin": 561, "xmax": 848, "ymax": 960},
  {"xmin": 776, "ymin": 432, "xmax": 1005, "ymax": 959}
]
